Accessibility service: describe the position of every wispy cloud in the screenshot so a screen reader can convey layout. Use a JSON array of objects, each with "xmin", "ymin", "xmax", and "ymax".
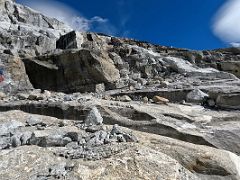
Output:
[
  {"xmin": 116, "ymin": 0, "xmax": 131, "ymax": 38},
  {"xmin": 212, "ymin": 0, "xmax": 240, "ymax": 47},
  {"xmin": 18, "ymin": 0, "xmax": 116, "ymax": 34}
]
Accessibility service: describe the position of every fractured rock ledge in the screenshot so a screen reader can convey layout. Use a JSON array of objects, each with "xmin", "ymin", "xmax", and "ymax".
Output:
[
  {"xmin": 1, "ymin": 0, "xmax": 240, "ymax": 179},
  {"xmin": 0, "ymin": 110, "xmax": 240, "ymax": 180}
]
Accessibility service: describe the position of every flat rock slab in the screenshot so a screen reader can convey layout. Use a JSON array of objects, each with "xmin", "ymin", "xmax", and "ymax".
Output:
[{"xmin": 0, "ymin": 111, "xmax": 239, "ymax": 180}]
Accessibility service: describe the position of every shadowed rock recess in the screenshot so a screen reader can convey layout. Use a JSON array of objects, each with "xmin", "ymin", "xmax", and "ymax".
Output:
[{"xmin": 1, "ymin": 0, "xmax": 240, "ymax": 179}]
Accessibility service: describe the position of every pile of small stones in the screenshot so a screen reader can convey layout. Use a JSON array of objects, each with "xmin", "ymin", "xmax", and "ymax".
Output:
[{"xmin": 0, "ymin": 107, "xmax": 138, "ymax": 161}]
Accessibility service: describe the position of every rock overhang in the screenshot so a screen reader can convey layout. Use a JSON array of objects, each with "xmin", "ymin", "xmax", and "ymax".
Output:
[{"xmin": 22, "ymin": 49, "xmax": 120, "ymax": 93}]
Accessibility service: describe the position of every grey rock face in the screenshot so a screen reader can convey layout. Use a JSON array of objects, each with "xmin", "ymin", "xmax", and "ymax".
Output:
[
  {"xmin": 57, "ymin": 31, "xmax": 111, "ymax": 51},
  {"xmin": 0, "ymin": 54, "xmax": 33, "ymax": 93},
  {"xmin": 0, "ymin": 0, "xmax": 71, "ymax": 55},
  {"xmin": 21, "ymin": 29, "xmax": 240, "ymax": 97},
  {"xmin": 0, "ymin": 0, "xmax": 72, "ymax": 94}
]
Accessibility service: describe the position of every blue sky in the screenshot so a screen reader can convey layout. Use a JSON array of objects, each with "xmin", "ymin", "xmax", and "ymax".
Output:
[{"xmin": 17, "ymin": 0, "xmax": 239, "ymax": 50}]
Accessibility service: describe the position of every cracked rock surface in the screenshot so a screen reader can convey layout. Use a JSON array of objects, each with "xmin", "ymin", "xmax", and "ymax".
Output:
[
  {"xmin": 1, "ymin": 0, "xmax": 240, "ymax": 179},
  {"xmin": 1, "ymin": 110, "xmax": 240, "ymax": 180}
]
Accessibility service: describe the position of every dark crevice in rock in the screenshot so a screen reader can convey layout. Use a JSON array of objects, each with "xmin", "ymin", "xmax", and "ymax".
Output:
[
  {"xmin": 111, "ymin": 89, "xmax": 191, "ymax": 103},
  {"xmin": 13, "ymin": 5, "xmax": 26, "ymax": 23},
  {"xmin": 6, "ymin": 14, "xmax": 16, "ymax": 25},
  {"xmin": 125, "ymin": 122, "xmax": 215, "ymax": 147},
  {"xmin": 86, "ymin": 33, "xmax": 93, "ymax": 41},
  {"xmin": 0, "ymin": 103, "xmax": 88, "ymax": 120},
  {"xmin": 108, "ymin": 106, "xmax": 156, "ymax": 121},
  {"xmin": 193, "ymin": 158, "xmax": 232, "ymax": 176},
  {"xmin": 42, "ymin": 16, "xmax": 54, "ymax": 29},
  {"xmin": 162, "ymin": 113, "xmax": 193, "ymax": 123},
  {"xmin": 22, "ymin": 58, "xmax": 65, "ymax": 92}
]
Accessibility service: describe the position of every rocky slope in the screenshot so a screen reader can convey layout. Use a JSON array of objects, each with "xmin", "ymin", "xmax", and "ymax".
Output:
[{"xmin": 1, "ymin": 0, "xmax": 240, "ymax": 179}]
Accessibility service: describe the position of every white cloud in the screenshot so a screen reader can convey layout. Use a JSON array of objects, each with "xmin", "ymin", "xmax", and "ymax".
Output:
[
  {"xmin": 70, "ymin": 16, "xmax": 90, "ymax": 31},
  {"xmin": 90, "ymin": 16, "xmax": 108, "ymax": 24},
  {"xmin": 18, "ymin": 0, "xmax": 115, "ymax": 34},
  {"xmin": 230, "ymin": 43, "xmax": 240, "ymax": 47},
  {"xmin": 213, "ymin": 0, "xmax": 240, "ymax": 46}
]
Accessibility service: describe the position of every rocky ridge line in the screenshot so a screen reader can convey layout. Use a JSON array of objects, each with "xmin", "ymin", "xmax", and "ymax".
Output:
[{"xmin": 1, "ymin": 0, "xmax": 240, "ymax": 179}]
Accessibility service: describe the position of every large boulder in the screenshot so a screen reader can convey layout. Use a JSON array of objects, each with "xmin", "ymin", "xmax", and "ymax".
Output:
[
  {"xmin": 23, "ymin": 49, "xmax": 120, "ymax": 92},
  {"xmin": 57, "ymin": 31, "xmax": 84, "ymax": 50},
  {"xmin": 56, "ymin": 31, "xmax": 111, "ymax": 51}
]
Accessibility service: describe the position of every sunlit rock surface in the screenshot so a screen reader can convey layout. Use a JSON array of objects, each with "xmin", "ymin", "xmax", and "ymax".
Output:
[{"xmin": 1, "ymin": 0, "xmax": 240, "ymax": 179}]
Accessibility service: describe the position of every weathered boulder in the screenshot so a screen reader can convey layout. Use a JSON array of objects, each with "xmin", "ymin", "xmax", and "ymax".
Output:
[
  {"xmin": 162, "ymin": 57, "xmax": 237, "ymax": 79},
  {"xmin": 186, "ymin": 89, "xmax": 209, "ymax": 103},
  {"xmin": 26, "ymin": 116, "xmax": 44, "ymax": 126},
  {"xmin": 56, "ymin": 31, "xmax": 84, "ymax": 49},
  {"xmin": 23, "ymin": 49, "xmax": 120, "ymax": 92},
  {"xmin": 0, "ymin": 120, "xmax": 24, "ymax": 149},
  {"xmin": 57, "ymin": 31, "xmax": 111, "ymax": 51}
]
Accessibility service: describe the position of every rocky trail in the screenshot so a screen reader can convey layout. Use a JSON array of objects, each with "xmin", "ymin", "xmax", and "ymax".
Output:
[{"xmin": 1, "ymin": 0, "xmax": 240, "ymax": 179}]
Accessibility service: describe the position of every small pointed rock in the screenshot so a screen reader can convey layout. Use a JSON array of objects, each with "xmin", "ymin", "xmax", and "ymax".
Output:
[{"xmin": 85, "ymin": 107, "xmax": 103, "ymax": 126}]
